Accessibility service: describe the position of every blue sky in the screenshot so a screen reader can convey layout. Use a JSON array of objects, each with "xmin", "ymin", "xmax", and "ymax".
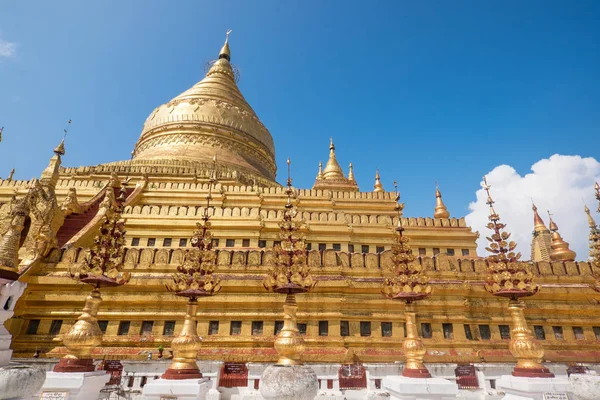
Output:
[{"xmin": 1, "ymin": 0, "xmax": 599, "ymax": 221}]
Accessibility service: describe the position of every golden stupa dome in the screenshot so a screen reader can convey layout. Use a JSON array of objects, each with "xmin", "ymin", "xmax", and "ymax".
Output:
[{"xmin": 132, "ymin": 33, "xmax": 276, "ymax": 181}]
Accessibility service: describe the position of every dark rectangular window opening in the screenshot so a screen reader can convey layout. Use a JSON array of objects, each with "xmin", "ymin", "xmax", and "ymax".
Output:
[
  {"xmin": 376, "ymin": 246, "xmax": 384, "ymax": 253},
  {"xmin": 163, "ymin": 321, "xmax": 176, "ymax": 336},
  {"xmin": 433, "ymin": 248, "xmax": 440, "ymax": 256},
  {"xmin": 447, "ymin": 249, "xmax": 455, "ymax": 256},
  {"xmin": 226, "ymin": 239, "xmax": 235, "ymax": 247},
  {"xmin": 418, "ymin": 248, "xmax": 426, "ymax": 256},
  {"xmin": 208, "ymin": 321, "xmax": 219, "ymax": 335},
  {"xmin": 306, "ymin": 243, "xmax": 312, "ymax": 251},
  {"xmin": 360, "ymin": 321, "xmax": 371, "ymax": 337},
  {"xmin": 26, "ymin": 319, "xmax": 40, "ymax": 335},
  {"xmin": 258, "ymin": 240, "xmax": 266, "ymax": 248},
  {"xmin": 118, "ymin": 321, "xmax": 130, "ymax": 336},
  {"xmin": 573, "ymin": 326, "xmax": 585, "ymax": 340},
  {"xmin": 98, "ymin": 320, "xmax": 109, "ymax": 333},
  {"xmin": 553, "ymin": 326, "xmax": 564, "ymax": 340},
  {"xmin": 179, "ymin": 238, "xmax": 187, "ymax": 247},
  {"xmin": 230, "ymin": 321, "xmax": 242, "ymax": 336},
  {"xmin": 442, "ymin": 323, "xmax": 454, "ymax": 339},
  {"xmin": 464, "ymin": 324, "xmax": 473, "ymax": 340},
  {"xmin": 140, "ymin": 376, "xmax": 147, "ymax": 387},
  {"xmin": 274, "ymin": 321, "xmax": 284, "ymax": 335},
  {"xmin": 381, "ymin": 322, "xmax": 392, "ymax": 337},
  {"xmin": 479, "ymin": 325, "xmax": 491, "ymax": 340},
  {"xmin": 163, "ymin": 238, "xmax": 172, "ymax": 247},
  {"xmin": 340, "ymin": 321, "xmax": 350, "ymax": 337},
  {"xmin": 273, "ymin": 240, "xmax": 281, "ymax": 248},
  {"xmin": 361, "ymin": 245, "xmax": 369, "ymax": 254},
  {"xmin": 461, "ymin": 249, "xmax": 470, "ymax": 256},
  {"xmin": 131, "ymin": 238, "xmax": 140, "ymax": 246},
  {"xmin": 318, "ymin": 243, "xmax": 326, "ymax": 251},
  {"xmin": 252, "ymin": 321, "xmax": 264, "ymax": 336},
  {"xmin": 403, "ymin": 322, "xmax": 407, "ymax": 338},
  {"xmin": 319, "ymin": 321, "xmax": 329, "ymax": 336},
  {"xmin": 533, "ymin": 325, "xmax": 545, "ymax": 340},
  {"xmin": 298, "ymin": 323, "xmax": 307, "ymax": 335},
  {"xmin": 499, "ymin": 325, "xmax": 511, "ymax": 339},
  {"xmin": 348, "ymin": 244, "xmax": 355, "ymax": 253},
  {"xmin": 421, "ymin": 323, "xmax": 432, "ymax": 338},
  {"xmin": 209, "ymin": 238, "xmax": 218, "ymax": 247},
  {"xmin": 147, "ymin": 238, "xmax": 156, "ymax": 247},
  {"xmin": 242, "ymin": 239, "xmax": 250, "ymax": 247},
  {"xmin": 140, "ymin": 321, "xmax": 154, "ymax": 335},
  {"xmin": 333, "ymin": 243, "xmax": 341, "ymax": 251},
  {"xmin": 593, "ymin": 327, "xmax": 600, "ymax": 340},
  {"xmin": 49, "ymin": 320, "xmax": 63, "ymax": 335}
]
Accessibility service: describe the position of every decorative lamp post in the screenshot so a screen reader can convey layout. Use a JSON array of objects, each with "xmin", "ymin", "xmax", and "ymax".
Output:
[
  {"xmin": 260, "ymin": 159, "xmax": 318, "ymax": 400},
  {"xmin": 54, "ymin": 185, "xmax": 130, "ymax": 372},
  {"xmin": 480, "ymin": 176, "xmax": 553, "ymax": 378},
  {"xmin": 163, "ymin": 156, "xmax": 221, "ymax": 379},
  {"xmin": 381, "ymin": 182, "xmax": 432, "ymax": 378}
]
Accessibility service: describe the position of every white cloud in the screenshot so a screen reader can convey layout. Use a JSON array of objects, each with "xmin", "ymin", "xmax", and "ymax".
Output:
[
  {"xmin": 0, "ymin": 38, "xmax": 17, "ymax": 59},
  {"xmin": 465, "ymin": 155, "xmax": 600, "ymax": 261}
]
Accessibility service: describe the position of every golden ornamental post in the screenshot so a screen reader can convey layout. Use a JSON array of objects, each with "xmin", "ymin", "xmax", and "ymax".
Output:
[
  {"xmin": 163, "ymin": 156, "xmax": 221, "ymax": 379},
  {"xmin": 381, "ymin": 182, "xmax": 432, "ymax": 378},
  {"xmin": 480, "ymin": 176, "xmax": 553, "ymax": 378},
  {"xmin": 588, "ymin": 183, "xmax": 600, "ymax": 291},
  {"xmin": 54, "ymin": 184, "xmax": 130, "ymax": 372},
  {"xmin": 263, "ymin": 159, "xmax": 315, "ymax": 366}
]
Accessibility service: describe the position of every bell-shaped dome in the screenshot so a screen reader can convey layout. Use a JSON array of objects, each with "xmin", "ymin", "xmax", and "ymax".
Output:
[{"xmin": 132, "ymin": 35, "xmax": 276, "ymax": 181}]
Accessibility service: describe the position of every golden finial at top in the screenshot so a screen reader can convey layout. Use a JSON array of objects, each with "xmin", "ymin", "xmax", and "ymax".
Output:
[
  {"xmin": 585, "ymin": 204, "xmax": 597, "ymax": 228},
  {"xmin": 481, "ymin": 176, "xmax": 539, "ymax": 298},
  {"xmin": 373, "ymin": 169, "xmax": 384, "ymax": 192},
  {"xmin": 433, "ymin": 183, "xmax": 450, "ymax": 219},
  {"xmin": 596, "ymin": 182, "xmax": 600, "ymax": 213},
  {"xmin": 219, "ymin": 29, "xmax": 232, "ymax": 61},
  {"xmin": 547, "ymin": 211, "xmax": 576, "ymax": 262},
  {"xmin": 531, "ymin": 203, "xmax": 548, "ymax": 232}
]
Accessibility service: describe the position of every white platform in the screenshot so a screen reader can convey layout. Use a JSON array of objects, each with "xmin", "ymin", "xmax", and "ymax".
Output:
[
  {"xmin": 140, "ymin": 377, "xmax": 212, "ymax": 400},
  {"xmin": 382, "ymin": 375, "xmax": 459, "ymax": 400},
  {"xmin": 37, "ymin": 370, "xmax": 110, "ymax": 400},
  {"xmin": 496, "ymin": 375, "xmax": 572, "ymax": 400}
]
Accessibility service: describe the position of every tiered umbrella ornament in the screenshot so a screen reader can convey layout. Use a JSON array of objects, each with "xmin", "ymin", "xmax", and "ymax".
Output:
[
  {"xmin": 382, "ymin": 182, "xmax": 432, "ymax": 378},
  {"xmin": 481, "ymin": 176, "xmax": 553, "ymax": 378},
  {"xmin": 263, "ymin": 159, "xmax": 315, "ymax": 366},
  {"xmin": 54, "ymin": 184, "xmax": 130, "ymax": 372},
  {"xmin": 163, "ymin": 156, "xmax": 221, "ymax": 379}
]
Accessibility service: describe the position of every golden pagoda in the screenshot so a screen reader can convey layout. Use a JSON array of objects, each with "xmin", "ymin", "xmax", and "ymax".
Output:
[{"xmin": 1, "ymin": 34, "xmax": 599, "ymax": 380}]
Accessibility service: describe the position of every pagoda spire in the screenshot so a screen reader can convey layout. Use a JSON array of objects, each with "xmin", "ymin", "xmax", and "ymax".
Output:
[
  {"xmin": 530, "ymin": 203, "xmax": 552, "ymax": 262},
  {"xmin": 532, "ymin": 203, "xmax": 548, "ymax": 232},
  {"xmin": 219, "ymin": 29, "xmax": 232, "ymax": 61},
  {"xmin": 316, "ymin": 161, "xmax": 323, "ymax": 180},
  {"xmin": 433, "ymin": 184, "xmax": 450, "ymax": 219},
  {"xmin": 348, "ymin": 162, "xmax": 355, "ymax": 182},
  {"xmin": 322, "ymin": 138, "xmax": 345, "ymax": 179},
  {"xmin": 373, "ymin": 170, "xmax": 384, "ymax": 192},
  {"xmin": 547, "ymin": 211, "xmax": 576, "ymax": 262}
]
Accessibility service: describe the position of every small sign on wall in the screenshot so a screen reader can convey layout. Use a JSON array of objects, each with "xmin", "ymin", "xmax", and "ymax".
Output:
[
  {"xmin": 543, "ymin": 393, "xmax": 569, "ymax": 400},
  {"xmin": 40, "ymin": 392, "xmax": 69, "ymax": 400}
]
